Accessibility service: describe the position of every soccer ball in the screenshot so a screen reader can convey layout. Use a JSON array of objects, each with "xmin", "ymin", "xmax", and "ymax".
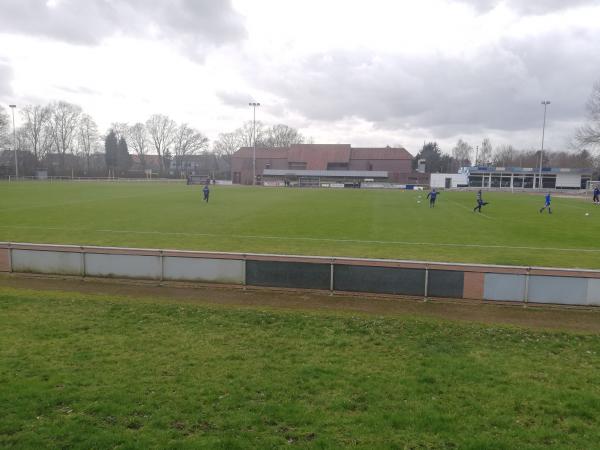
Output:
[{"xmin": 585, "ymin": 213, "xmax": 590, "ymax": 216}]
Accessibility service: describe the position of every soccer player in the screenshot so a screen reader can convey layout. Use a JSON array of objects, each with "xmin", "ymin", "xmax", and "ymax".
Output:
[
  {"xmin": 593, "ymin": 185, "xmax": 600, "ymax": 205},
  {"xmin": 473, "ymin": 189, "xmax": 488, "ymax": 213},
  {"xmin": 203, "ymin": 183, "xmax": 210, "ymax": 203},
  {"xmin": 539, "ymin": 192, "xmax": 552, "ymax": 214},
  {"xmin": 426, "ymin": 188, "xmax": 439, "ymax": 208}
]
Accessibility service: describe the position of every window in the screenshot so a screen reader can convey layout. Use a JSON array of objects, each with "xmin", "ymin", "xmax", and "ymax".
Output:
[{"xmin": 327, "ymin": 162, "xmax": 349, "ymax": 170}]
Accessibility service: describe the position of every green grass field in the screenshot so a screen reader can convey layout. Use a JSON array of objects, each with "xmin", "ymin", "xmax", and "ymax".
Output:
[
  {"xmin": 1, "ymin": 181, "xmax": 599, "ymax": 268},
  {"xmin": 2, "ymin": 286, "xmax": 600, "ymax": 448}
]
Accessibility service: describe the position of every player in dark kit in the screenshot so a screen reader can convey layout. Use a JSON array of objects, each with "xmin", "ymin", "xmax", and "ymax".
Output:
[
  {"xmin": 426, "ymin": 189, "xmax": 439, "ymax": 208},
  {"xmin": 473, "ymin": 189, "xmax": 488, "ymax": 213},
  {"xmin": 539, "ymin": 192, "xmax": 552, "ymax": 214},
  {"xmin": 203, "ymin": 184, "xmax": 210, "ymax": 203},
  {"xmin": 593, "ymin": 185, "xmax": 600, "ymax": 205}
]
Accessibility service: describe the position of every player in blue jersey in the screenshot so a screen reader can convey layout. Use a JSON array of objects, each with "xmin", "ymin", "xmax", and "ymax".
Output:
[
  {"xmin": 593, "ymin": 185, "xmax": 599, "ymax": 205},
  {"xmin": 426, "ymin": 188, "xmax": 439, "ymax": 208},
  {"xmin": 539, "ymin": 192, "xmax": 552, "ymax": 214},
  {"xmin": 203, "ymin": 183, "xmax": 210, "ymax": 203},
  {"xmin": 473, "ymin": 189, "xmax": 488, "ymax": 213}
]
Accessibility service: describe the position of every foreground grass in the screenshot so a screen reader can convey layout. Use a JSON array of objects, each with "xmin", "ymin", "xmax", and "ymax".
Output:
[
  {"xmin": 2, "ymin": 182, "xmax": 600, "ymax": 268},
  {"xmin": 1, "ymin": 287, "xmax": 600, "ymax": 448}
]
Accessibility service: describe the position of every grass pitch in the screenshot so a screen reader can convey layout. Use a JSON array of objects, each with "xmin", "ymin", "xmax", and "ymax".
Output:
[
  {"xmin": 1, "ymin": 181, "xmax": 599, "ymax": 268},
  {"xmin": 2, "ymin": 286, "xmax": 600, "ymax": 448}
]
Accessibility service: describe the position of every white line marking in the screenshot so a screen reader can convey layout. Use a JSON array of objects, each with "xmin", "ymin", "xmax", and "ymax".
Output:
[{"xmin": 1, "ymin": 224, "xmax": 599, "ymax": 253}]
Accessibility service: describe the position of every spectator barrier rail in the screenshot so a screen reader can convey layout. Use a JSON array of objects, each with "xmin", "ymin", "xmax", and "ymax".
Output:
[{"xmin": 1, "ymin": 242, "xmax": 599, "ymax": 306}]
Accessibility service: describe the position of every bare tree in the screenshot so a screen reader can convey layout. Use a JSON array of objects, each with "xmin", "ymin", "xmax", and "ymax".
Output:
[
  {"xmin": 47, "ymin": 101, "xmax": 82, "ymax": 170},
  {"xmin": 129, "ymin": 122, "xmax": 149, "ymax": 171},
  {"xmin": 20, "ymin": 104, "xmax": 52, "ymax": 162},
  {"xmin": 78, "ymin": 114, "xmax": 99, "ymax": 173},
  {"xmin": 172, "ymin": 124, "xmax": 209, "ymax": 177},
  {"xmin": 451, "ymin": 139, "xmax": 473, "ymax": 170},
  {"xmin": 478, "ymin": 138, "xmax": 493, "ymax": 165},
  {"xmin": 213, "ymin": 131, "xmax": 244, "ymax": 167},
  {"xmin": 576, "ymin": 81, "xmax": 600, "ymax": 149},
  {"xmin": 238, "ymin": 120, "xmax": 265, "ymax": 147},
  {"xmin": 15, "ymin": 127, "xmax": 28, "ymax": 152},
  {"xmin": 110, "ymin": 122, "xmax": 130, "ymax": 143},
  {"xmin": 0, "ymin": 106, "xmax": 9, "ymax": 148},
  {"xmin": 263, "ymin": 124, "xmax": 305, "ymax": 147},
  {"xmin": 146, "ymin": 114, "xmax": 176, "ymax": 175},
  {"xmin": 492, "ymin": 144, "xmax": 518, "ymax": 166}
]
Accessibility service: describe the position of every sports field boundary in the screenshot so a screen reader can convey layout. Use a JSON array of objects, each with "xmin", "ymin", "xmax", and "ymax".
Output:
[{"xmin": 2, "ymin": 241, "xmax": 599, "ymax": 307}]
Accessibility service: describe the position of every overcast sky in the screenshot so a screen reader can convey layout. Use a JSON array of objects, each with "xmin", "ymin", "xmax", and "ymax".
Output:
[{"xmin": 1, "ymin": 0, "xmax": 599, "ymax": 154}]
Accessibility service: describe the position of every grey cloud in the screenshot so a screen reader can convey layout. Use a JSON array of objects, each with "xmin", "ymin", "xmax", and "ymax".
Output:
[
  {"xmin": 216, "ymin": 90, "xmax": 253, "ymax": 107},
  {"xmin": 0, "ymin": 0, "xmax": 246, "ymax": 58},
  {"xmin": 251, "ymin": 28, "xmax": 600, "ymax": 140},
  {"xmin": 56, "ymin": 85, "xmax": 99, "ymax": 95},
  {"xmin": 454, "ymin": 0, "xmax": 596, "ymax": 15},
  {"xmin": 0, "ymin": 62, "xmax": 14, "ymax": 97}
]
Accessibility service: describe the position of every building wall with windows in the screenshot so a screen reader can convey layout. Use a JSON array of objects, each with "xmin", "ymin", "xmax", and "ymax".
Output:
[
  {"xmin": 231, "ymin": 144, "xmax": 416, "ymax": 185},
  {"xmin": 467, "ymin": 166, "xmax": 592, "ymax": 189}
]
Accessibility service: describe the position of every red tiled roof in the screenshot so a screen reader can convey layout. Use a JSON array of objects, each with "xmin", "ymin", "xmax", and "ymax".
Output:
[
  {"xmin": 234, "ymin": 147, "xmax": 289, "ymax": 159},
  {"xmin": 351, "ymin": 147, "xmax": 412, "ymax": 160},
  {"xmin": 233, "ymin": 144, "xmax": 413, "ymax": 164},
  {"xmin": 288, "ymin": 144, "xmax": 351, "ymax": 170}
]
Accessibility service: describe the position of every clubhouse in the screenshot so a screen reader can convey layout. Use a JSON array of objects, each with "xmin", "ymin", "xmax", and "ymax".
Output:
[{"xmin": 231, "ymin": 144, "xmax": 427, "ymax": 186}]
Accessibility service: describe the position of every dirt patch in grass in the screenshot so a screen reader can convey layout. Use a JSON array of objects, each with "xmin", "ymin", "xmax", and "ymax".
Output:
[{"xmin": 3, "ymin": 273, "xmax": 600, "ymax": 334}]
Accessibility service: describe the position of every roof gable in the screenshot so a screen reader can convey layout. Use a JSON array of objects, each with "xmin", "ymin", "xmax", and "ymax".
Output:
[
  {"xmin": 351, "ymin": 147, "xmax": 412, "ymax": 160},
  {"xmin": 288, "ymin": 144, "xmax": 351, "ymax": 170}
]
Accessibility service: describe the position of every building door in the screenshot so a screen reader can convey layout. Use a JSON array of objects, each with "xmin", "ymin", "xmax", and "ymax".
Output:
[{"xmin": 445, "ymin": 177, "xmax": 452, "ymax": 188}]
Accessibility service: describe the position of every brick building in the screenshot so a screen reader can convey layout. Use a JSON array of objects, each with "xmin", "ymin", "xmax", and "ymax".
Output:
[{"xmin": 231, "ymin": 144, "xmax": 422, "ymax": 185}]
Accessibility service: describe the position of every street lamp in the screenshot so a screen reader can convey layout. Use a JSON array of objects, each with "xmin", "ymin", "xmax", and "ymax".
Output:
[
  {"xmin": 538, "ymin": 100, "xmax": 550, "ymax": 189},
  {"xmin": 9, "ymin": 104, "xmax": 17, "ymax": 179},
  {"xmin": 249, "ymin": 102, "xmax": 260, "ymax": 185}
]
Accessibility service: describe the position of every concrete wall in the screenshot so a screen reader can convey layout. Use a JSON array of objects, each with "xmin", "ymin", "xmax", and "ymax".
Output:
[
  {"xmin": 483, "ymin": 274, "xmax": 527, "ymax": 302},
  {"xmin": 556, "ymin": 173, "xmax": 582, "ymax": 188},
  {"xmin": 163, "ymin": 257, "xmax": 244, "ymax": 284},
  {"xmin": 85, "ymin": 253, "xmax": 162, "ymax": 280},
  {"xmin": 430, "ymin": 173, "xmax": 469, "ymax": 188},
  {"xmin": 12, "ymin": 249, "xmax": 83, "ymax": 275},
  {"xmin": 2, "ymin": 242, "xmax": 600, "ymax": 307}
]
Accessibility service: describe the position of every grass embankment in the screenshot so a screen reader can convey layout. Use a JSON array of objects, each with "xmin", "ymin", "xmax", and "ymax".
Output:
[
  {"xmin": 1, "ymin": 181, "xmax": 599, "ymax": 267},
  {"xmin": 2, "ymin": 287, "xmax": 600, "ymax": 448}
]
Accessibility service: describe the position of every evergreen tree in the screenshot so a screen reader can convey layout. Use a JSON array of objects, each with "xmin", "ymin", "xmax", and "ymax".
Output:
[
  {"xmin": 117, "ymin": 136, "xmax": 131, "ymax": 175},
  {"xmin": 413, "ymin": 142, "xmax": 444, "ymax": 172},
  {"xmin": 163, "ymin": 149, "xmax": 173, "ymax": 175},
  {"xmin": 104, "ymin": 130, "xmax": 118, "ymax": 175}
]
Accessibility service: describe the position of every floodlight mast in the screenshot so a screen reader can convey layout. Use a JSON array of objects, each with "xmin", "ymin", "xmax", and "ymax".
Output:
[
  {"xmin": 538, "ymin": 100, "xmax": 551, "ymax": 189},
  {"xmin": 9, "ymin": 104, "xmax": 17, "ymax": 179},
  {"xmin": 249, "ymin": 102, "xmax": 260, "ymax": 185}
]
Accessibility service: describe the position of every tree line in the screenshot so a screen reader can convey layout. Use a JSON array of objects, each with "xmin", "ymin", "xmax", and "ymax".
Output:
[
  {"xmin": 0, "ymin": 102, "xmax": 308, "ymax": 178},
  {"xmin": 413, "ymin": 140, "xmax": 598, "ymax": 174},
  {"xmin": 1, "ymin": 80, "xmax": 599, "ymax": 178}
]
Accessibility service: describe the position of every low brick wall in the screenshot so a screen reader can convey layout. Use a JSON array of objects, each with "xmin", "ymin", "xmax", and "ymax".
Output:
[{"xmin": 1, "ymin": 242, "xmax": 599, "ymax": 307}]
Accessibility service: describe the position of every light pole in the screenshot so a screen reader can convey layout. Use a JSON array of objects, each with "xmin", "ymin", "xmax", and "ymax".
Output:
[
  {"xmin": 249, "ymin": 102, "xmax": 260, "ymax": 185},
  {"xmin": 9, "ymin": 104, "xmax": 17, "ymax": 179},
  {"xmin": 538, "ymin": 100, "xmax": 550, "ymax": 189}
]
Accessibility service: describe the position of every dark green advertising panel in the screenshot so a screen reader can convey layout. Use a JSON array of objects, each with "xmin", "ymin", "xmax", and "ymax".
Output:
[
  {"xmin": 334, "ymin": 265, "xmax": 426, "ymax": 296},
  {"xmin": 246, "ymin": 260, "xmax": 331, "ymax": 290},
  {"xmin": 427, "ymin": 270, "xmax": 464, "ymax": 298}
]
